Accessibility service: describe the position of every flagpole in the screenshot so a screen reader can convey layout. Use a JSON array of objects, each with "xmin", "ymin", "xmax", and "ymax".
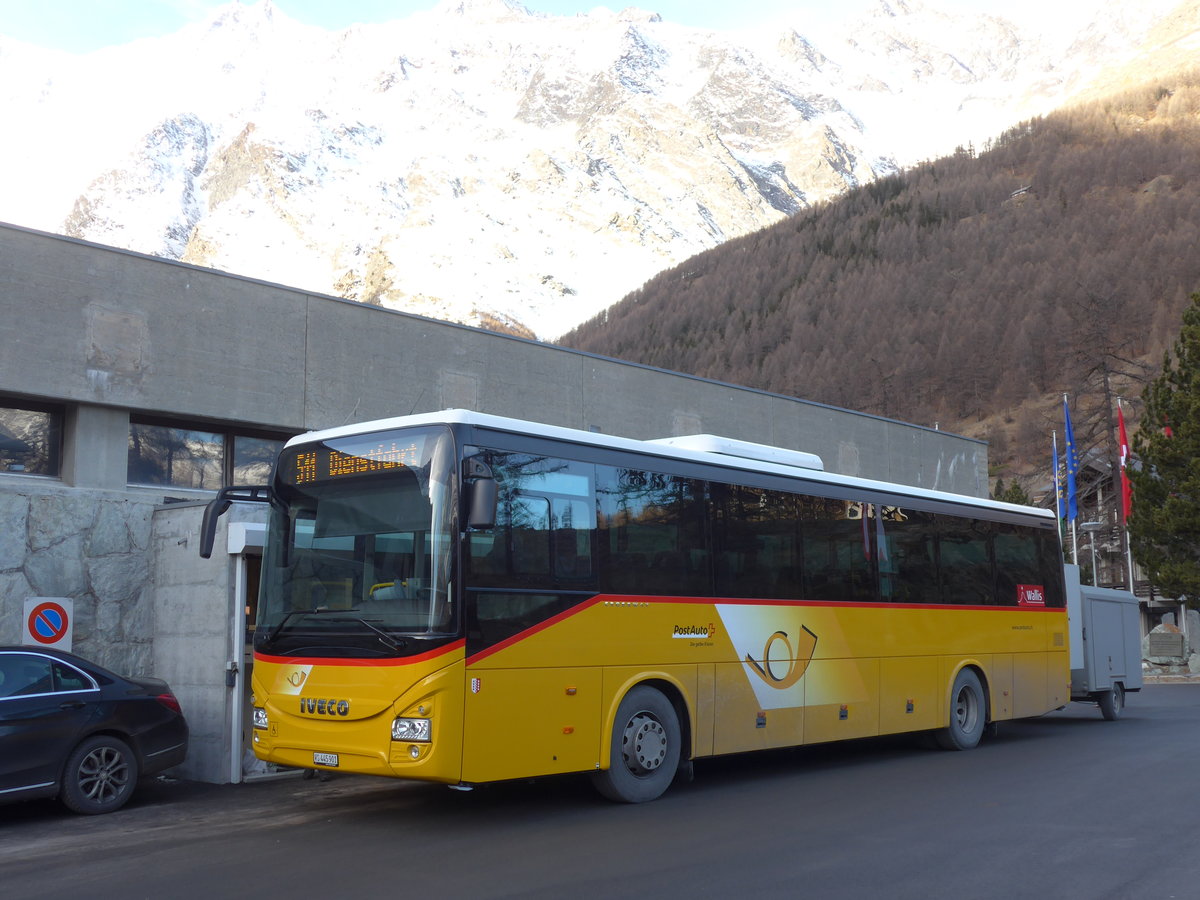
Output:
[
  {"xmin": 1118, "ymin": 398, "xmax": 1135, "ymax": 592},
  {"xmin": 1063, "ymin": 393, "xmax": 1079, "ymax": 565},
  {"xmin": 1052, "ymin": 429, "xmax": 1062, "ymax": 539},
  {"xmin": 1125, "ymin": 524, "xmax": 1135, "ymax": 592}
]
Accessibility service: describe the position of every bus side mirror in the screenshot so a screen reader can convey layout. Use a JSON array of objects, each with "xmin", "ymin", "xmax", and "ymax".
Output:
[
  {"xmin": 467, "ymin": 477, "xmax": 498, "ymax": 530},
  {"xmin": 463, "ymin": 456, "xmax": 497, "ymax": 530},
  {"xmin": 199, "ymin": 497, "xmax": 232, "ymax": 559},
  {"xmin": 199, "ymin": 485, "xmax": 272, "ymax": 558}
]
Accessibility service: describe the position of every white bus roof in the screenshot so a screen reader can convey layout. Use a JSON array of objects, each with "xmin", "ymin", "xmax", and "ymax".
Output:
[{"xmin": 285, "ymin": 409, "xmax": 1051, "ymax": 520}]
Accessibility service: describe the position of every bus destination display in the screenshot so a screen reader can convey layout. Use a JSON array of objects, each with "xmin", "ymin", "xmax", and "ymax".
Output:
[{"xmin": 287, "ymin": 436, "xmax": 425, "ymax": 485}]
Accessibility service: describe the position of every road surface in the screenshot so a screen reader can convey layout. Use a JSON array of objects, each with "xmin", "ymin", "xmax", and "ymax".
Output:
[{"xmin": 2, "ymin": 685, "xmax": 1196, "ymax": 900}]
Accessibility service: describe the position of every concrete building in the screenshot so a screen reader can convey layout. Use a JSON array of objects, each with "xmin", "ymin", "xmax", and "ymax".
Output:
[{"xmin": 0, "ymin": 221, "xmax": 988, "ymax": 783}]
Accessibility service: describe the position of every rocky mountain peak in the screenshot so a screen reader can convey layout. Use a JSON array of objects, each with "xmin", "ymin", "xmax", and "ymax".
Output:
[
  {"xmin": 0, "ymin": 1, "xmax": 1194, "ymax": 340},
  {"xmin": 432, "ymin": 0, "xmax": 533, "ymax": 22},
  {"xmin": 205, "ymin": 0, "xmax": 282, "ymax": 37}
]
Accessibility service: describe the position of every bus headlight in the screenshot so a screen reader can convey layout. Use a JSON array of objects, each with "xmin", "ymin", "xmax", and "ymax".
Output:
[
  {"xmin": 252, "ymin": 706, "xmax": 269, "ymax": 730},
  {"xmin": 392, "ymin": 717, "xmax": 431, "ymax": 742}
]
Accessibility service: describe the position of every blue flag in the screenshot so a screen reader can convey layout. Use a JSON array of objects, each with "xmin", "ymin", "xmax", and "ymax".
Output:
[{"xmin": 1063, "ymin": 396, "xmax": 1079, "ymax": 522}]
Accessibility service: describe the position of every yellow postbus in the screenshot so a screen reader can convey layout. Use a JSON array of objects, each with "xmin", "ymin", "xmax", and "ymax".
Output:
[{"xmin": 201, "ymin": 410, "xmax": 1068, "ymax": 802}]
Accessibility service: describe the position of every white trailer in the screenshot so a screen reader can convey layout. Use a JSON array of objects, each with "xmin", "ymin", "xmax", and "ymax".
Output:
[{"xmin": 1066, "ymin": 564, "xmax": 1144, "ymax": 719}]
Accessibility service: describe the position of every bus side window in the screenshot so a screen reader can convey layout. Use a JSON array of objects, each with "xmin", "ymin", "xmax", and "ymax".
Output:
[
  {"xmin": 1037, "ymin": 529, "xmax": 1066, "ymax": 608},
  {"xmin": 552, "ymin": 497, "xmax": 594, "ymax": 579},
  {"xmin": 801, "ymin": 499, "xmax": 875, "ymax": 603},
  {"xmin": 712, "ymin": 483, "xmax": 802, "ymax": 600},
  {"xmin": 477, "ymin": 451, "xmax": 597, "ymax": 588},
  {"xmin": 511, "ymin": 494, "xmax": 551, "ymax": 575},
  {"xmin": 938, "ymin": 517, "xmax": 994, "ymax": 605},
  {"xmin": 880, "ymin": 508, "xmax": 939, "ymax": 604},
  {"xmin": 597, "ymin": 466, "xmax": 708, "ymax": 597},
  {"xmin": 993, "ymin": 525, "xmax": 1039, "ymax": 606}
]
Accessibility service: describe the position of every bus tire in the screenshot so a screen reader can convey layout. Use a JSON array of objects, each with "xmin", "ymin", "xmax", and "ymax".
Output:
[
  {"xmin": 1096, "ymin": 682, "xmax": 1124, "ymax": 721},
  {"xmin": 935, "ymin": 668, "xmax": 985, "ymax": 751},
  {"xmin": 591, "ymin": 685, "xmax": 681, "ymax": 803}
]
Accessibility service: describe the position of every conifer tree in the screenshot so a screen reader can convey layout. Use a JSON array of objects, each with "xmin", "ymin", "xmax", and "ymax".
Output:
[
  {"xmin": 993, "ymin": 478, "xmax": 1032, "ymax": 506},
  {"xmin": 1128, "ymin": 293, "xmax": 1200, "ymax": 606}
]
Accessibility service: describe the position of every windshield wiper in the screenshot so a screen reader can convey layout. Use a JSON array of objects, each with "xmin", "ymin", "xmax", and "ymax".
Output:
[
  {"xmin": 325, "ymin": 611, "xmax": 407, "ymax": 652},
  {"xmin": 265, "ymin": 608, "xmax": 319, "ymax": 644},
  {"xmin": 262, "ymin": 607, "xmax": 406, "ymax": 652}
]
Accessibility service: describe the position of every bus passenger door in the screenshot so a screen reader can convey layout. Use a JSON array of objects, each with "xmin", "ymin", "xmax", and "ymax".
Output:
[{"xmin": 460, "ymin": 454, "xmax": 605, "ymax": 782}]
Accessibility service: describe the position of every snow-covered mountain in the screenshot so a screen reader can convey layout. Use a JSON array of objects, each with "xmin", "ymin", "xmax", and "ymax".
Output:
[{"xmin": 0, "ymin": 0, "xmax": 1189, "ymax": 338}]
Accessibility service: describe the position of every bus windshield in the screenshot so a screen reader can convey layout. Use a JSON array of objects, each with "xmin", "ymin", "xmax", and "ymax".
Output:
[{"xmin": 256, "ymin": 425, "xmax": 458, "ymax": 656}]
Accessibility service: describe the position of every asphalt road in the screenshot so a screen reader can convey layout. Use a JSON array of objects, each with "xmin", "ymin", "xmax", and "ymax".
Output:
[{"xmin": 2, "ymin": 685, "xmax": 1197, "ymax": 900}]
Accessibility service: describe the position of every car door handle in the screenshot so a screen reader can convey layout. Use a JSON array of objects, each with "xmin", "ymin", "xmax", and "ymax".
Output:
[{"xmin": 59, "ymin": 701, "xmax": 86, "ymax": 710}]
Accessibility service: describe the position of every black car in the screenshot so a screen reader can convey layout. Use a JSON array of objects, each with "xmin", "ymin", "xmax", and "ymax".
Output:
[{"xmin": 0, "ymin": 646, "xmax": 188, "ymax": 814}]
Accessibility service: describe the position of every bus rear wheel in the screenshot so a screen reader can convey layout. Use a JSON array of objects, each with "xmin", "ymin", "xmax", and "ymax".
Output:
[
  {"xmin": 935, "ymin": 668, "xmax": 985, "ymax": 751},
  {"xmin": 592, "ymin": 686, "xmax": 681, "ymax": 803}
]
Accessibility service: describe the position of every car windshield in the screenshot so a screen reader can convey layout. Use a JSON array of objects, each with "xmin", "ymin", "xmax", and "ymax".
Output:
[{"xmin": 257, "ymin": 426, "xmax": 457, "ymax": 656}]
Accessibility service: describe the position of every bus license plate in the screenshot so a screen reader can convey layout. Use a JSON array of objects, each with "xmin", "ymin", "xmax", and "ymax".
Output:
[{"xmin": 313, "ymin": 752, "xmax": 339, "ymax": 767}]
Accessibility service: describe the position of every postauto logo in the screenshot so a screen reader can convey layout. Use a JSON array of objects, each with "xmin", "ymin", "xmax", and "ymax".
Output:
[{"xmin": 672, "ymin": 622, "xmax": 717, "ymax": 639}]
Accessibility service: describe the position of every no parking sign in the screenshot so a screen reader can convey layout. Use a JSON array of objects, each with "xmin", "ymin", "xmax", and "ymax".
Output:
[{"xmin": 23, "ymin": 597, "xmax": 74, "ymax": 651}]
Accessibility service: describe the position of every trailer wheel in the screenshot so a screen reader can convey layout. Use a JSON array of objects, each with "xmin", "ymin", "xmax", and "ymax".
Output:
[
  {"xmin": 1097, "ymin": 682, "xmax": 1124, "ymax": 721},
  {"xmin": 935, "ymin": 668, "xmax": 985, "ymax": 751},
  {"xmin": 591, "ymin": 685, "xmax": 681, "ymax": 803}
]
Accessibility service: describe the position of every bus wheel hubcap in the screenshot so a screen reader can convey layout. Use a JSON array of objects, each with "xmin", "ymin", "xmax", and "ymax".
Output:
[
  {"xmin": 955, "ymin": 688, "xmax": 977, "ymax": 731},
  {"xmin": 623, "ymin": 713, "xmax": 667, "ymax": 775}
]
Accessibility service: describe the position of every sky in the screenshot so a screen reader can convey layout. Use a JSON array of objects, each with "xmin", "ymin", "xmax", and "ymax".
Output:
[{"xmin": 0, "ymin": 0, "xmax": 1095, "ymax": 53}]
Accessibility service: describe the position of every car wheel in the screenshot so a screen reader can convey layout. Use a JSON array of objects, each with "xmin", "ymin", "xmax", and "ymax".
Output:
[{"xmin": 61, "ymin": 735, "xmax": 139, "ymax": 815}]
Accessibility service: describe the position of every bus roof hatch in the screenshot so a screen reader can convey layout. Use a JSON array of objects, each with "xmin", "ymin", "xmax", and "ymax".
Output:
[{"xmin": 646, "ymin": 434, "xmax": 824, "ymax": 471}]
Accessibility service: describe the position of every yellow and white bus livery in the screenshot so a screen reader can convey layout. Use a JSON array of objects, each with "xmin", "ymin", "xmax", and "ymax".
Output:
[{"xmin": 200, "ymin": 410, "xmax": 1069, "ymax": 803}]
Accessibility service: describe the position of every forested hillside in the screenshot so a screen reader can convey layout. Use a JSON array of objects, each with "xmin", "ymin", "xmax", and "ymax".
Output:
[{"xmin": 559, "ymin": 71, "xmax": 1200, "ymax": 485}]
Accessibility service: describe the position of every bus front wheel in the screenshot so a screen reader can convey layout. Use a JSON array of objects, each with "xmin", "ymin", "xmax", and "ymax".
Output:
[
  {"xmin": 592, "ymin": 685, "xmax": 681, "ymax": 803},
  {"xmin": 935, "ymin": 668, "xmax": 985, "ymax": 751}
]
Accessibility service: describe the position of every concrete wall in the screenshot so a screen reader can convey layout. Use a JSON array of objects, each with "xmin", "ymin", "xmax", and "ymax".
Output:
[
  {"xmin": 0, "ymin": 222, "xmax": 987, "ymax": 493},
  {"xmin": 148, "ymin": 503, "xmax": 267, "ymax": 784}
]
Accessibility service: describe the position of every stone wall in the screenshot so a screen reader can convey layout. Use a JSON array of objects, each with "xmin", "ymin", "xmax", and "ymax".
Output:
[
  {"xmin": 1142, "ymin": 609, "xmax": 1200, "ymax": 677},
  {"xmin": 0, "ymin": 478, "xmax": 161, "ymax": 674},
  {"xmin": 0, "ymin": 480, "xmax": 265, "ymax": 783}
]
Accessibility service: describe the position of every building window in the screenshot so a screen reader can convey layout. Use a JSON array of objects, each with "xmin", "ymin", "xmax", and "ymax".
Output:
[
  {"xmin": 0, "ymin": 399, "xmax": 62, "ymax": 477},
  {"xmin": 128, "ymin": 418, "xmax": 288, "ymax": 490},
  {"xmin": 128, "ymin": 422, "xmax": 224, "ymax": 489},
  {"xmin": 233, "ymin": 435, "xmax": 282, "ymax": 485}
]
